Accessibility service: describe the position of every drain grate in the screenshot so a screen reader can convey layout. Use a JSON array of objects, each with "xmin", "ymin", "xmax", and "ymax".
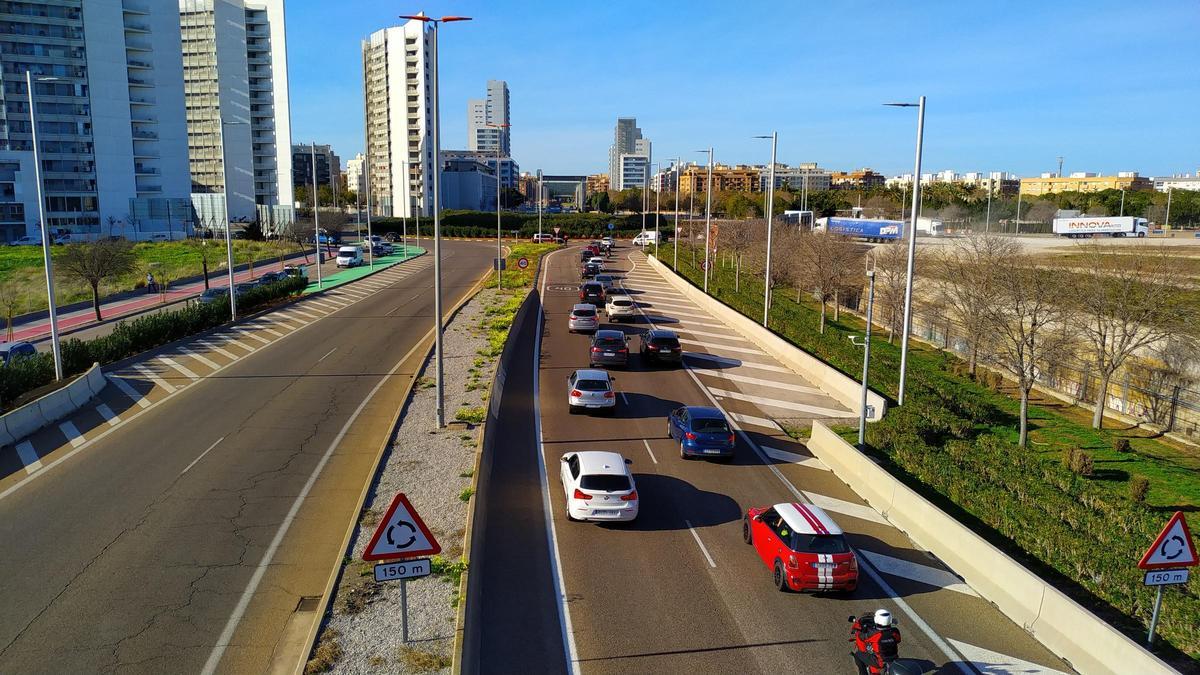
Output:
[{"xmin": 296, "ymin": 596, "xmax": 321, "ymax": 612}]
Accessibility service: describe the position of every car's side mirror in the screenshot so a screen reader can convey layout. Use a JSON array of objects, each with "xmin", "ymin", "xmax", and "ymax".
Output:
[
  {"xmin": 624, "ymin": 458, "xmax": 633, "ymax": 465},
  {"xmin": 560, "ymin": 454, "xmax": 569, "ymax": 462},
  {"xmin": 848, "ymin": 615, "xmax": 857, "ymax": 623}
]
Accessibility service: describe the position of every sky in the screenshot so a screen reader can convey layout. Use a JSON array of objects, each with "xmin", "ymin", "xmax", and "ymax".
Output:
[{"xmin": 286, "ymin": 0, "xmax": 1200, "ymax": 179}]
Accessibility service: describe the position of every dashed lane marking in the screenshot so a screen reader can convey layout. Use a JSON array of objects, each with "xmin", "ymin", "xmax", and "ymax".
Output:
[
  {"xmin": 107, "ymin": 375, "xmax": 151, "ymax": 408},
  {"xmin": 641, "ymin": 439, "xmax": 658, "ymax": 464},
  {"xmin": 685, "ymin": 519, "xmax": 717, "ymax": 568}
]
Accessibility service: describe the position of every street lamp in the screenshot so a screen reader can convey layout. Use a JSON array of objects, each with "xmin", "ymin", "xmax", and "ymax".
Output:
[
  {"xmin": 851, "ymin": 258, "xmax": 877, "ymax": 448},
  {"xmin": 536, "ymin": 169, "xmax": 543, "ymax": 244},
  {"xmin": 1164, "ymin": 186, "xmax": 1173, "ymax": 228},
  {"xmin": 310, "ymin": 141, "xmax": 326, "ymax": 287},
  {"xmin": 400, "ymin": 12, "xmax": 472, "ymax": 428},
  {"xmin": 673, "ymin": 158, "xmax": 681, "ymax": 269},
  {"xmin": 25, "ymin": 72, "xmax": 64, "ymax": 379},
  {"xmin": 754, "ymin": 133, "xmax": 777, "ymax": 326},
  {"xmin": 1119, "ymin": 188, "xmax": 1126, "ymax": 217},
  {"xmin": 697, "ymin": 148, "xmax": 714, "ymax": 292},
  {"xmin": 486, "ymin": 122, "xmax": 510, "ymax": 288},
  {"xmin": 883, "ymin": 96, "xmax": 926, "ymax": 406},
  {"xmin": 216, "ymin": 119, "xmax": 249, "ymax": 320},
  {"xmin": 651, "ymin": 163, "xmax": 661, "ymax": 255},
  {"xmin": 364, "ymin": 154, "xmax": 375, "ymax": 268},
  {"xmin": 984, "ymin": 172, "xmax": 994, "ymax": 233}
]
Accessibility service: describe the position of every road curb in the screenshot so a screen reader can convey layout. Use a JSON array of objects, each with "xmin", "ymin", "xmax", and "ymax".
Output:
[{"xmin": 451, "ymin": 419, "xmax": 486, "ymax": 675}]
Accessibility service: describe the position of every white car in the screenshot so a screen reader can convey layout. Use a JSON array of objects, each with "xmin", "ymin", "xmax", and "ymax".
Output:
[
  {"xmin": 9, "ymin": 236, "xmax": 41, "ymax": 246},
  {"xmin": 632, "ymin": 231, "xmax": 660, "ymax": 246},
  {"xmin": 560, "ymin": 450, "xmax": 638, "ymax": 522},
  {"xmin": 588, "ymin": 256, "xmax": 604, "ymax": 268},
  {"xmin": 605, "ymin": 294, "xmax": 636, "ymax": 322},
  {"xmin": 336, "ymin": 245, "xmax": 363, "ymax": 267},
  {"xmin": 567, "ymin": 368, "xmax": 616, "ymax": 415}
]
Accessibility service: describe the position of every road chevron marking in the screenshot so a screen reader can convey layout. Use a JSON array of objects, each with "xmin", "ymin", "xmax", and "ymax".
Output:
[
  {"xmin": 761, "ymin": 445, "xmax": 829, "ymax": 471},
  {"xmin": 946, "ymin": 639, "xmax": 1069, "ymax": 674},
  {"xmin": 857, "ymin": 550, "xmax": 978, "ymax": 596},
  {"xmin": 708, "ymin": 387, "xmax": 849, "ymax": 418}
]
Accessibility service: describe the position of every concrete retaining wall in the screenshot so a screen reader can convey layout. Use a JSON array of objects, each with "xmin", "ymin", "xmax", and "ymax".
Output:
[
  {"xmin": 645, "ymin": 254, "xmax": 886, "ymax": 421},
  {"xmin": 807, "ymin": 421, "xmax": 1175, "ymax": 675},
  {"xmin": 0, "ymin": 363, "xmax": 105, "ymax": 448}
]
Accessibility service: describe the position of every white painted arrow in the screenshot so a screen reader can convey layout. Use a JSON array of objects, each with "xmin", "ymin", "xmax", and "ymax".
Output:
[{"xmin": 858, "ymin": 550, "xmax": 978, "ymax": 597}]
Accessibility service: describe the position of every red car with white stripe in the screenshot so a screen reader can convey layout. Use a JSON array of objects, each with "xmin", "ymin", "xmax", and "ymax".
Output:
[{"xmin": 743, "ymin": 502, "xmax": 858, "ymax": 592}]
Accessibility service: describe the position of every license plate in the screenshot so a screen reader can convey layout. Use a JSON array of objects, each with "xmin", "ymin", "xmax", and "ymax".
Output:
[
  {"xmin": 704, "ymin": 449, "xmax": 722, "ymax": 454},
  {"xmin": 813, "ymin": 562, "xmax": 836, "ymax": 569},
  {"xmin": 593, "ymin": 509, "xmax": 618, "ymax": 516},
  {"xmin": 604, "ymin": 352, "xmax": 615, "ymax": 356}
]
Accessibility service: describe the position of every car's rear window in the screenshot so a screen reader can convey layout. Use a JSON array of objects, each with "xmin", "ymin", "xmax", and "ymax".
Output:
[
  {"xmin": 612, "ymin": 300, "xmax": 633, "ymax": 307},
  {"xmin": 572, "ymin": 308, "xmax": 596, "ymax": 317},
  {"xmin": 583, "ymin": 285, "xmax": 602, "ymax": 293},
  {"xmin": 595, "ymin": 337, "xmax": 624, "ymax": 348},
  {"xmin": 651, "ymin": 336, "xmax": 679, "ymax": 347},
  {"xmin": 580, "ymin": 474, "xmax": 631, "ymax": 492},
  {"xmin": 692, "ymin": 418, "xmax": 730, "ymax": 433},
  {"xmin": 575, "ymin": 379, "xmax": 608, "ymax": 392},
  {"xmin": 791, "ymin": 533, "xmax": 850, "ymax": 555}
]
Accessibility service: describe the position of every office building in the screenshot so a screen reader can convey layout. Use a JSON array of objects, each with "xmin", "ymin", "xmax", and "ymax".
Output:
[
  {"xmin": 607, "ymin": 117, "xmax": 651, "ymax": 190},
  {"xmin": 291, "ymin": 143, "xmax": 340, "ymax": 195},
  {"xmin": 1152, "ymin": 172, "xmax": 1200, "ymax": 192},
  {"xmin": 180, "ymin": 0, "xmax": 294, "ymax": 231},
  {"xmin": 442, "ymin": 150, "xmax": 518, "ymax": 190},
  {"xmin": 831, "ymin": 168, "xmax": 886, "ymax": 190},
  {"xmin": 0, "ymin": 0, "xmax": 192, "ymax": 243},
  {"xmin": 466, "ymin": 80, "xmax": 510, "ymax": 155},
  {"xmin": 362, "ymin": 20, "xmax": 433, "ymax": 217},
  {"xmin": 1019, "ymin": 171, "xmax": 1153, "ymax": 196},
  {"xmin": 345, "ymin": 153, "xmax": 365, "ymax": 195},
  {"xmin": 678, "ymin": 164, "xmax": 761, "ymax": 197},
  {"xmin": 440, "ymin": 157, "xmax": 496, "ymax": 212}
]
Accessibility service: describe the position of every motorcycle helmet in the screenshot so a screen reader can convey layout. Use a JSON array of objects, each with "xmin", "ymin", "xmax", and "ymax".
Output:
[{"xmin": 874, "ymin": 609, "xmax": 893, "ymax": 627}]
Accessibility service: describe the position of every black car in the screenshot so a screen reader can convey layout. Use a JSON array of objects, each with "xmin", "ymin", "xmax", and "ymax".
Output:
[
  {"xmin": 581, "ymin": 262, "xmax": 600, "ymax": 279},
  {"xmin": 257, "ymin": 271, "xmax": 286, "ymax": 285},
  {"xmin": 639, "ymin": 329, "xmax": 682, "ymax": 366},
  {"xmin": 579, "ymin": 249, "xmax": 593, "ymax": 263},
  {"xmin": 589, "ymin": 329, "xmax": 629, "ymax": 368},
  {"xmin": 579, "ymin": 281, "xmax": 605, "ymax": 305}
]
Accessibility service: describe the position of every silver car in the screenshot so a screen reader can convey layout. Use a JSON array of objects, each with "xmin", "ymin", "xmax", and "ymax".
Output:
[
  {"xmin": 568, "ymin": 303, "xmax": 599, "ymax": 333},
  {"xmin": 567, "ymin": 369, "xmax": 616, "ymax": 415},
  {"xmin": 594, "ymin": 274, "xmax": 619, "ymax": 291}
]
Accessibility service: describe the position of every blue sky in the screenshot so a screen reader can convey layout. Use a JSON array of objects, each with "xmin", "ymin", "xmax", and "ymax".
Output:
[{"xmin": 286, "ymin": 0, "xmax": 1199, "ymax": 178}]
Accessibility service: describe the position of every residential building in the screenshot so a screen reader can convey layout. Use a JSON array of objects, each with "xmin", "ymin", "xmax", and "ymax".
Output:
[
  {"xmin": 180, "ymin": 0, "xmax": 294, "ymax": 231},
  {"xmin": 291, "ymin": 143, "xmax": 340, "ymax": 195},
  {"xmin": 517, "ymin": 172, "xmax": 539, "ymax": 201},
  {"xmin": 1019, "ymin": 171, "xmax": 1154, "ymax": 196},
  {"xmin": 466, "ymin": 79, "xmax": 510, "ymax": 155},
  {"xmin": 585, "ymin": 173, "xmax": 609, "ymax": 195},
  {"xmin": 887, "ymin": 170, "xmax": 1019, "ymax": 196},
  {"xmin": 362, "ymin": 20, "xmax": 433, "ymax": 218},
  {"xmin": 678, "ymin": 164, "xmax": 761, "ymax": 197},
  {"xmin": 0, "ymin": 0, "xmax": 192, "ymax": 243},
  {"xmin": 441, "ymin": 150, "xmax": 518, "ymax": 190},
  {"xmin": 345, "ymin": 152, "xmax": 365, "ymax": 195},
  {"xmin": 618, "ymin": 154, "xmax": 649, "ymax": 192},
  {"xmin": 440, "ymin": 157, "xmax": 496, "ymax": 212},
  {"xmin": 758, "ymin": 163, "xmax": 832, "ymax": 192},
  {"xmin": 607, "ymin": 117, "xmax": 651, "ymax": 190},
  {"xmin": 1153, "ymin": 172, "xmax": 1200, "ymax": 192},
  {"xmin": 830, "ymin": 168, "xmax": 885, "ymax": 190}
]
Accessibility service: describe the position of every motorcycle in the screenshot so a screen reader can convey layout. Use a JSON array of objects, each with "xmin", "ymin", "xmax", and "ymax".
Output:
[{"xmin": 848, "ymin": 614, "xmax": 921, "ymax": 675}]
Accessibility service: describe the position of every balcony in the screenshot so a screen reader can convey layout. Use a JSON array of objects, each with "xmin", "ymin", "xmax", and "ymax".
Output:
[
  {"xmin": 135, "ymin": 184, "xmax": 163, "ymax": 193},
  {"xmin": 132, "ymin": 130, "xmax": 158, "ymax": 140},
  {"xmin": 134, "ymin": 165, "xmax": 159, "ymax": 175},
  {"xmin": 126, "ymin": 58, "xmax": 152, "ymax": 69},
  {"xmin": 124, "ymin": 22, "xmax": 150, "ymax": 33},
  {"xmin": 128, "ymin": 76, "xmax": 153, "ymax": 87}
]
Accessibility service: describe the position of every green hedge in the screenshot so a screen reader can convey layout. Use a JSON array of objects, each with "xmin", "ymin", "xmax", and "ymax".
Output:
[
  {"xmin": 0, "ymin": 276, "xmax": 306, "ymax": 408},
  {"xmin": 367, "ymin": 210, "xmax": 668, "ymax": 239},
  {"xmin": 662, "ymin": 243, "xmax": 1200, "ymax": 665}
]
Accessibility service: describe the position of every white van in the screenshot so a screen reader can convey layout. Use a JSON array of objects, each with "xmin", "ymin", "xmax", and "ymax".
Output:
[
  {"xmin": 336, "ymin": 245, "xmax": 363, "ymax": 268},
  {"xmin": 632, "ymin": 231, "xmax": 660, "ymax": 247}
]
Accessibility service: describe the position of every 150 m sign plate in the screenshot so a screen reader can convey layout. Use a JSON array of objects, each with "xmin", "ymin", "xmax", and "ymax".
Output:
[
  {"xmin": 374, "ymin": 558, "xmax": 432, "ymax": 582},
  {"xmin": 1144, "ymin": 569, "xmax": 1189, "ymax": 586}
]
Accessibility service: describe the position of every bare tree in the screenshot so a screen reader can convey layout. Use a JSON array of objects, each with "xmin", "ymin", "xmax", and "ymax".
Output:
[
  {"xmin": 191, "ymin": 239, "xmax": 217, "ymax": 290},
  {"xmin": 57, "ymin": 240, "xmax": 138, "ymax": 321},
  {"xmin": 794, "ymin": 232, "xmax": 861, "ymax": 333},
  {"xmin": 1134, "ymin": 336, "xmax": 1199, "ymax": 432},
  {"xmin": 873, "ymin": 243, "xmax": 913, "ymax": 343},
  {"xmin": 935, "ymin": 234, "xmax": 1023, "ymax": 376},
  {"xmin": 280, "ymin": 218, "xmax": 312, "ymax": 264},
  {"xmin": 1071, "ymin": 241, "xmax": 1193, "ymax": 429},
  {"xmin": 716, "ymin": 220, "xmax": 756, "ymax": 293},
  {"xmin": 982, "ymin": 254, "xmax": 1073, "ymax": 447},
  {"xmin": 0, "ymin": 279, "xmax": 22, "ymax": 341}
]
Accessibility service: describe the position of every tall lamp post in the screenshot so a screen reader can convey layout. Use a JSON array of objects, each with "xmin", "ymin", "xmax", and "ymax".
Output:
[
  {"xmin": 26, "ymin": 71, "xmax": 63, "ymax": 379},
  {"xmin": 853, "ymin": 260, "xmax": 877, "ymax": 448},
  {"xmin": 486, "ymin": 122, "xmax": 510, "ymax": 288},
  {"xmin": 754, "ymin": 132, "xmax": 777, "ymax": 326},
  {"xmin": 652, "ymin": 163, "xmax": 661, "ymax": 254},
  {"xmin": 673, "ymin": 159, "xmax": 680, "ymax": 269},
  {"xmin": 310, "ymin": 142, "xmax": 325, "ymax": 288},
  {"xmin": 884, "ymin": 96, "xmax": 926, "ymax": 406},
  {"xmin": 536, "ymin": 169, "xmax": 543, "ymax": 243},
  {"xmin": 400, "ymin": 12, "xmax": 472, "ymax": 428},
  {"xmin": 697, "ymin": 148, "xmax": 714, "ymax": 292},
  {"xmin": 1164, "ymin": 187, "xmax": 1173, "ymax": 228},
  {"xmin": 364, "ymin": 154, "xmax": 375, "ymax": 268},
  {"xmin": 216, "ymin": 119, "xmax": 249, "ymax": 320},
  {"xmin": 984, "ymin": 172, "xmax": 994, "ymax": 233}
]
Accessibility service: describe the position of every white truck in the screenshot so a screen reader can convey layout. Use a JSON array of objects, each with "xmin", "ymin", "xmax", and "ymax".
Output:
[
  {"xmin": 915, "ymin": 216, "xmax": 945, "ymax": 237},
  {"xmin": 1053, "ymin": 216, "xmax": 1148, "ymax": 238}
]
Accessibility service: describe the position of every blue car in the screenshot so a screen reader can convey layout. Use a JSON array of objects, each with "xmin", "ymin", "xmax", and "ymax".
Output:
[{"xmin": 666, "ymin": 406, "xmax": 736, "ymax": 460}]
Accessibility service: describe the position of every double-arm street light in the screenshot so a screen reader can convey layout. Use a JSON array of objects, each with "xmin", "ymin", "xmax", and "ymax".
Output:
[
  {"xmin": 754, "ymin": 132, "xmax": 777, "ymax": 326},
  {"xmin": 26, "ymin": 71, "xmax": 63, "ymax": 379},
  {"xmin": 883, "ymin": 96, "xmax": 926, "ymax": 406},
  {"xmin": 400, "ymin": 12, "xmax": 472, "ymax": 428},
  {"xmin": 486, "ymin": 122, "xmax": 510, "ymax": 288},
  {"xmin": 673, "ymin": 158, "xmax": 681, "ymax": 269},
  {"xmin": 697, "ymin": 148, "xmax": 714, "ymax": 292}
]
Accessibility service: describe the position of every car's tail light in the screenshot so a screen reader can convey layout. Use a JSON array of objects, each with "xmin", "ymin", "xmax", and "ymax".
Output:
[
  {"xmin": 788, "ymin": 554, "xmax": 802, "ymax": 570},
  {"xmin": 685, "ymin": 432, "xmax": 697, "ymax": 440},
  {"xmin": 621, "ymin": 490, "xmax": 638, "ymax": 501},
  {"xmin": 573, "ymin": 489, "xmax": 592, "ymax": 500},
  {"xmin": 591, "ymin": 347, "xmax": 601, "ymax": 353},
  {"xmin": 571, "ymin": 390, "xmax": 582, "ymax": 397},
  {"xmin": 647, "ymin": 345, "xmax": 659, "ymax": 351},
  {"xmin": 603, "ymin": 391, "xmax": 615, "ymax": 398},
  {"xmin": 849, "ymin": 554, "xmax": 859, "ymax": 572},
  {"xmin": 727, "ymin": 434, "xmax": 736, "ymax": 444},
  {"xmin": 617, "ymin": 348, "xmax": 627, "ymax": 354}
]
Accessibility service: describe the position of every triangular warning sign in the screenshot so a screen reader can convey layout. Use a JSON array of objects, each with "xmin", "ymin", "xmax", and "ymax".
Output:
[
  {"xmin": 363, "ymin": 493, "xmax": 441, "ymax": 561},
  {"xmin": 1138, "ymin": 511, "xmax": 1198, "ymax": 570}
]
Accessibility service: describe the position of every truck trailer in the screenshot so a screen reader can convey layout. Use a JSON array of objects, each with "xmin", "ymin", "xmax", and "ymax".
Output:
[
  {"xmin": 814, "ymin": 217, "xmax": 904, "ymax": 242},
  {"xmin": 1052, "ymin": 216, "xmax": 1149, "ymax": 238}
]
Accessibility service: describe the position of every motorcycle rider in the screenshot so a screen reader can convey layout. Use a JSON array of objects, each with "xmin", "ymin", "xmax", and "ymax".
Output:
[{"xmin": 851, "ymin": 609, "xmax": 901, "ymax": 675}]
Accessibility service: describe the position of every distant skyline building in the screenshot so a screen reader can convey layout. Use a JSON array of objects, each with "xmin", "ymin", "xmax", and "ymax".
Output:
[
  {"xmin": 1019, "ymin": 171, "xmax": 1153, "ymax": 196},
  {"xmin": 345, "ymin": 153, "xmax": 365, "ymax": 195},
  {"xmin": 466, "ymin": 80, "xmax": 510, "ymax": 155},
  {"xmin": 179, "ymin": 0, "xmax": 294, "ymax": 230},
  {"xmin": 608, "ymin": 117, "xmax": 651, "ymax": 190},
  {"xmin": 362, "ymin": 20, "xmax": 433, "ymax": 217},
  {"xmin": 0, "ymin": 0, "xmax": 192, "ymax": 243},
  {"xmin": 1152, "ymin": 171, "xmax": 1200, "ymax": 193},
  {"xmin": 440, "ymin": 157, "xmax": 497, "ymax": 211},
  {"xmin": 441, "ymin": 150, "xmax": 518, "ymax": 190}
]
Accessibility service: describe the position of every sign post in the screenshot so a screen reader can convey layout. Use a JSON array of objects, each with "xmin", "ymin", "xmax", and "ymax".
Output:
[
  {"xmin": 363, "ymin": 493, "xmax": 441, "ymax": 644},
  {"xmin": 1137, "ymin": 511, "xmax": 1197, "ymax": 645}
]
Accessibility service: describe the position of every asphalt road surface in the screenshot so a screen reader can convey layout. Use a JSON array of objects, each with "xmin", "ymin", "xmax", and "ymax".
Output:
[{"xmin": 0, "ymin": 240, "xmax": 492, "ymax": 674}]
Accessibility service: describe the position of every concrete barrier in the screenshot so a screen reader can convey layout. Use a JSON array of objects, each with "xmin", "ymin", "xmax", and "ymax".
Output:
[
  {"xmin": 0, "ymin": 363, "xmax": 105, "ymax": 448},
  {"xmin": 807, "ymin": 421, "xmax": 1175, "ymax": 675},
  {"xmin": 645, "ymin": 254, "xmax": 886, "ymax": 420}
]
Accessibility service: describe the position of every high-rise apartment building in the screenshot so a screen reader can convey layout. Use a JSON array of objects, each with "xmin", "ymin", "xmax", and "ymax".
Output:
[
  {"xmin": 607, "ymin": 117, "xmax": 650, "ymax": 190},
  {"xmin": 0, "ymin": 0, "xmax": 192, "ymax": 243},
  {"xmin": 466, "ymin": 80, "xmax": 509, "ymax": 155},
  {"xmin": 179, "ymin": 0, "xmax": 293, "ymax": 230},
  {"xmin": 345, "ymin": 152, "xmax": 365, "ymax": 195},
  {"xmin": 291, "ymin": 143, "xmax": 340, "ymax": 194},
  {"xmin": 362, "ymin": 20, "xmax": 433, "ymax": 218}
]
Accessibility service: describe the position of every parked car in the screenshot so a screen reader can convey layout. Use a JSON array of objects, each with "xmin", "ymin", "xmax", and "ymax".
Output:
[
  {"xmin": 283, "ymin": 264, "xmax": 308, "ymax": 281},
  {"xmin": 148, "ymin": 233, "xmax": 169, "ymax": 242},
  {"xmin": 743, "ymin": 503, "xmax": 858, "ymax": 593},
  {"xmin": 581, "ymin": 262, "xmax": 600, "ymax": 280},
  {"xmin": 568, "ymin": 303, "xmax": 599, "ymax": 333},
  {"xmin": 532, "ymin": 233, "xmax": 554, "ymax": 243},
  {"xmin": 579, "ymin": 281, "xmax": 604, "ymax": 306},
  {"xmin": 336, "ymin": 245, "xmax": 364, "ymax": 268},
  {"xmin": 52, "ymin": 233, "xmax": 77, "ymax": 245},
  {"xmin": 667, "ymin": 406, "xmax": 736, "ymax": 459},
  {"xmin": 638, "ymin": 329, "xmax": 682, "ymax": 365},
  {"xmin": 257, "ymin": 271, "xmax": 286, "ymax": 285},
  {"xmin": 588, "ymin": 329, "xmax": 629, "ymax": 368},
  {"xmin": 0, "ymin": 341, "xmax": 37, "ymax": 366},
  {"xmin": 234, "ymin": 282, "xmax": 259, "ymax": 296},
  {"xmin": 567, "ymin": 368, "xmax": 617, "ymax": 415},
  {"xmin": 559, "ymin": 450, "xmax": 638, "ymax": 522},
  {"xmin": 197, "ymin": 286, "xmax": 229, "ymax": 305},
  {"xmin": 384, "ymin": 232, "xmax": 399, "ymax": 242},
  {"xmin": 364, "ymin": 234, "xmax": 383, "ymax": 248},
  {"xmin": 9, "ymin": 236, "xmax": 41, "ymax": 246}
]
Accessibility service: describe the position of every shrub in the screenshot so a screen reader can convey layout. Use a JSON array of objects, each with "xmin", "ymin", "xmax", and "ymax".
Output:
[
  {"xmin": 1130, "ymin": 476, "xmax": 1150, "ymax": 503},
  {"xmin": 1113, "ymin": 437, "xmax": 1132, "ymax": 453},
  {"xmin": 1064, "ymin": 448, "xmax": 1095, "ymax": 476}
]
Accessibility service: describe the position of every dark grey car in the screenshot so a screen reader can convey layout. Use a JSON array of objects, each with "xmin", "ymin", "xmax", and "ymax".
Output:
[
  {"xmin": 589, "ymin": 329, "xmax": 629, "ymax": 368},
  {"xmin": 639, "ymin": 329, "xmax": 682, "ymax": 366}
]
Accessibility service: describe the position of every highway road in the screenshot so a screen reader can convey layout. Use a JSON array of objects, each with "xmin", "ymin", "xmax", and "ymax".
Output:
[
  {"xmin": 517, "ymin": 242, "xmax": 1074, "ymax": 674},
  {"xmin": 0, "ymin": 240, "xmax": 492, "ymax": 674}
]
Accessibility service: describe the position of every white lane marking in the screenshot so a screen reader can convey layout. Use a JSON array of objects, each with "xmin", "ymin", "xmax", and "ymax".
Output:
[
  {"xmin": 641, "ymin": 439, "xmax": 658, "ymax": 464},
  {"xmin": 269, "ymin": 312, "xmax": 305, "ymax": 326},
  {"xmin": 947, "ymin": 639, "xmax": 1069, "ymax": 674},
  {"xmin": 194, "ymin": 340, "xmax": 238, "ymax": 360},
  {"xmin": 200, "ymin": 324, "xmax": 438, "ymax": 675},
  {"xmin": 178, "ymin": 347, "xmax": 220, "ymax": 370},
  {"xmin": 671, "ymin": 326, "xmax": 752, "ymax": 342},
  {"xmin": 533, "ymin": 246, "xmax": 582, "ymax": 675},
  {"xmin": 15, "ymin": 441, "xmax": 41, "ymax": 474},
  {"xmin": 246, "ymin": 324, "xmax": 284, "ymax": 338},
  {"xmin": 283, "ymin": 307, "xmax": 320, "ymax": 320},
  {"xmin": 689, "ymin": 369, "xmax": 825, "ymax": 396},
  {"xmin": 685, "ymin": 519, "xmax": 717, "ymax": 568},
  {"xmin": 708, "ymin": 388, "xmax": 849, "ymax": 418},
  {"xmin": 133, "ymin": 364, "xmax": 177, "ymax": 393},
  {"xmin": 180, "ymin": 436, "xmax": 225, "ymax": 476},
  {"xmin": 316, "ymin": 347, "xmax": 337, "ymax": 363},
  {"xmin": 677, "ymin": 338, "xmax": 765, "ymax": 356},
  {"xmin": 230, "ymin": 327, "xmax": 271, "ymax": 345},
  {"xmin": 211, "ymin": 335, "xmax": 256, "ymax": 352},
  {"xmin": 157, "ymin": 356, "xmax": 200, "ymax": 381},
  {"xmin": 857, "ymin": 550, "xmax": 978, "ymax": 597},
  {"xmin": 107, "ymin": 375, "xmax": 151, "ymax": 408},
  {"xmin": 761, "ymin": 445, "xmax": 829, "ymax": 471},
  {"xmin": 59, "ymin": 421, "xmax": 86, "ymax": 448},
  {"xmin": 305, "ymin": 298, "xmax": 343, "ymax": 311},
  {"xmin": 727, "ymin": 411, "xmax": 780, "ymax": 431},
  {"xmin": 642, "ymin": 299, "xmax": 701, "ymax": 312},
  {"xmin": 804, "ymin": 491, "xmax": 889, "ymax": 525},
  {"xmin": 95, "ymin": 403, "xmax": 120, "ymax": 427},
  {"xmin": 619, "ymin": 392, "xmax": 629, "ymax": 406},
  {"xmin": 682, "ymin": 351, "xmax": 794, "ymax": 375}
]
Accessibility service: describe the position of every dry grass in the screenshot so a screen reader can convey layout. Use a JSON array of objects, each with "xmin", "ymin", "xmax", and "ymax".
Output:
[
  {"xmin": 304, "ymin": 629, "xmax": 343, "ymax": 674},
  {"xmin": 396, "ymin": 647, "xmax": 450, "ymax": 672},
  {"xmin": 333, "ymin": 562, "xmax": 381, "ymax": 615}
]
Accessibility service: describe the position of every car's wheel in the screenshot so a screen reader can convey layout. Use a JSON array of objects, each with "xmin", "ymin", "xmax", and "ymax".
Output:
[
  {"xmin": 680, "ymin": 440, "xmax": 689, "ymax": 460},
  {"xmin": 568, "ymin": 405, "xmax": 578, "ymax": 415},
  {"xmin": 565, "ymin": 506, "xmax": 579, "ymax": 522},
  {"xmin": 774, "ymin": 561, "xmax": 790, "ymax": 592},
  {"xmin": 742, "ymin": 517, "xmax": 752, "ymax": 544},
  {"xmin": 666, "ymin": 422, "xmax": 672, "ymax": 439}
]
